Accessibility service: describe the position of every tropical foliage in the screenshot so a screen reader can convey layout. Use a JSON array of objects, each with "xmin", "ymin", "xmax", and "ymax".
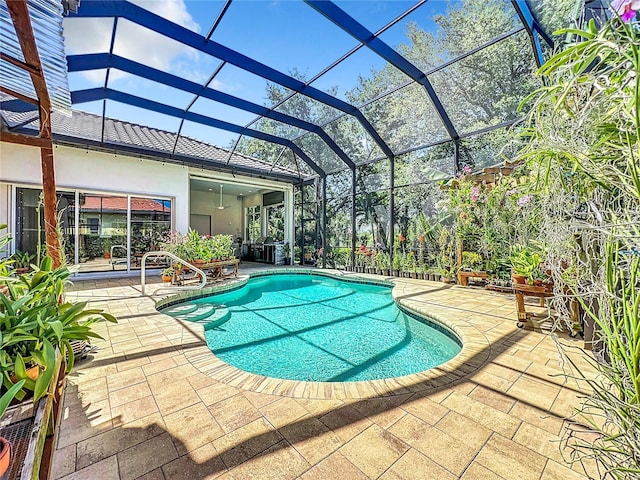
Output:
[{"xmin": 518, "ymin": 11, "xmax": 640, "ymax": 478}]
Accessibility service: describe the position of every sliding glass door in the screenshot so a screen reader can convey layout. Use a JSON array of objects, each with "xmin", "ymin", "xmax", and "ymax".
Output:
[{"xmin": 14, "ymin": 187, "xmax": 172, "ymax": 274}]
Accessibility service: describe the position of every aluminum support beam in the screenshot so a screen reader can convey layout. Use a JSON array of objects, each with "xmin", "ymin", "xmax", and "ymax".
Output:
[
  {"xmin": 511, "ymin": 0, "xmax": 547, "ymax": 68},
  {"xmin": 67, "ymin": 53, "xmax": 355, "ymax": 169},
  {"xmin": 70, "ymin": 1, "xmax": 393, "ymax": 159},
  {"xmin": 71, "ymin": 87, "xmax": 325, "ymax": 177},
  {"xmin": 305, "ymin": 0, "xmax": 459, "ymax": 141}
]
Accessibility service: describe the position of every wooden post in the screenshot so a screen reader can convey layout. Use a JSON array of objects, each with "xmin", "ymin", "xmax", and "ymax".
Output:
[
  {"xmin": 40, "ymin": 120, "xmax": 61, "ymax": 268},
  {"xmin": 7, "ymin": 0, "xmax": 61, "ymax": 267}
]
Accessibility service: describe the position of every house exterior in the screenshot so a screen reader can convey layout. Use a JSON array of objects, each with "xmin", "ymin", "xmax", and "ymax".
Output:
[{"xmin": 1, "ymin": 102, "xmax": 296, "ymax": 275}]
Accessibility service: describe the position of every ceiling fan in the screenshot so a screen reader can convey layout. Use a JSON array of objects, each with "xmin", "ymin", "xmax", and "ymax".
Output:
[{"xmin": 217, "ymin": 185, "xmax": 231, "ymax": 210}]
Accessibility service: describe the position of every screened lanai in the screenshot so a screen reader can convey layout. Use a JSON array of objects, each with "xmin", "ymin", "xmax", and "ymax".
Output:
[
  {"xmin": 2, "ymin": 0, "xmax": 600, "ymax": 268},
  {"xmin": 3, "ymin": 2, "xmax": 634, "ymax": 480}
]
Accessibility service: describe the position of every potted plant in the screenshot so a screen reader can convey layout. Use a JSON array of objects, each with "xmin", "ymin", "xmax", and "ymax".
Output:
[
  {"xmin": 375, "ymin": 252, "xmax": 390, "ymax": 276},
  {"xmin": 509, "ymin": 245, "xmax": 540, "ymax": 285},
  {"xmin": 10, "ymin": 250, "xmax": 34, "ymax": 275},
  {"xmin": 461, "ymin": 251, "xmax": 483, "ymax": 272},
  {"xmin": 282, "ymin": 242, "xmax": 291, "ymax": 265},
  {"xmin": 102, "ymin": 238, "xmax": 113, "ymax": 259},
  {"xmin": 1, "ymin": 256, "xmax": 117, "ymax": 404},
  {"xmin": 161, "ymin": 267, "xmax": 174, "ymax": 283}
]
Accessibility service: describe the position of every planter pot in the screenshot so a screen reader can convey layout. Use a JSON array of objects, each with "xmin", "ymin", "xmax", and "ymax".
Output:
[
  {"xmin": 162, "ymin": 275, "xmax": 172, "ymax": 283},
  {"xmin": 284, "ymin": 258, "xmax": 291, "ymax": 265},
  {"xmin": 441, "ymin": 276, "xmax": 451, "ymax": 283},
  {"xmin": 0, "ymin": 437, "xmax": 10, "ymax": 480},
  {"xmin": 103, "ymin": 252, "xmax": 111, "ymax": 259},
  {"xmin": 10, "ymin": 364, "xmax": 40, "ymax": 384},
  {"xmin": 512, "ymin": 273, "xmax": 527, "ymax": 285}
]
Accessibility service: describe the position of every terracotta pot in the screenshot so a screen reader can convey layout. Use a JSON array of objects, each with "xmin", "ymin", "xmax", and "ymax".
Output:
[
  {"xmin": 162, "ymin": 275, "xmax": 172, "ymax": 283},
  {"xmin": 104, "ymin": 252, "xmax": 111, "ymax": 259},
  {"xmin": 512, "ymin": 273, "xmax": 527, "ymax": 285},
  {"xmin": 10, "ymin": 364, "xmax": 39, "ymax": 384},
  {"xmin": 0, "ymin": 437, "xmax": 10, "ymax": 480}
]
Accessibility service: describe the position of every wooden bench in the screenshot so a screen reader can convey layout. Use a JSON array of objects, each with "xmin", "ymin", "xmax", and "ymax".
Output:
[{"xmin": 457, "ymin": 271, "xmax": 488, "ymax": 286}]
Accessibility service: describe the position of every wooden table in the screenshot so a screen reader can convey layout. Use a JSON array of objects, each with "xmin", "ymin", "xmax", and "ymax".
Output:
[
  {"xmin": 513, "ymin": 283, "xmax": 553, "ymax": 329},
  {"xmin": 173, "ymin": 259, "xmax": 239, "ymax": 285},
  {"xmin": 203, "ymin": 258, "xmax": 239, "ymax": 279}
]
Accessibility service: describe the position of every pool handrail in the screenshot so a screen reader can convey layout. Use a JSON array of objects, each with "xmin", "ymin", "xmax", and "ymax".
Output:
[{"xmin": 140, "ymin": 251, "xmax": 206, "ymax": 295}]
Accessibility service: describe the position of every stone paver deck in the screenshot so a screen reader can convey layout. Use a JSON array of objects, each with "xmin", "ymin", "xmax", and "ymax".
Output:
[{"xmin": 53, "ymin": 268, "xmax": 596, "ymax": 480}]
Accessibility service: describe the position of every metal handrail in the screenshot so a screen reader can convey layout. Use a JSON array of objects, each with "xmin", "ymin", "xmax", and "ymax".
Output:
[{"xmin": 140, "ymin": 251, "xmax": 206, "ymax": 295}]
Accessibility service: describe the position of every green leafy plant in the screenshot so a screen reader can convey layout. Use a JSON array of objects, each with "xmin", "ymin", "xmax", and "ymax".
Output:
[
  {"xmin": 461, "ymin": 251, "xmax": 483, "ymax": 271},
  {"xmin": 375, "ymin": 252, "xmax": 390, "ymax": 271},
  {"xmin": 10, "ymin": 250, "xmax": 34, "ymax": 270},
  {"xmin": 161, "ymin": 267, "xmax": 174, "ymax": 277},
  {"xmin": 0, "ymin": 256, "xmax": 117, "ymax": 403},
  {"xmin": 518, "ymin": 12, "xmax": 640, "ymax": 478},
  {"xmin": 508, "ymin": 245, "xmax": 540, "ymax": 281}
]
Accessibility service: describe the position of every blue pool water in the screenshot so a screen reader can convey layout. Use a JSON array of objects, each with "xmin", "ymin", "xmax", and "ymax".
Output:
[{"xmin": 162, "ymin": 274, "xmax": 461, "ymax": 382}]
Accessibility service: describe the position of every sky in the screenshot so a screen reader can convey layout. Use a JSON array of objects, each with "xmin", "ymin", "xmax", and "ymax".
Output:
[{"xmin": 61, "ymin": 0, "xmax": 467, "ymax": 149}]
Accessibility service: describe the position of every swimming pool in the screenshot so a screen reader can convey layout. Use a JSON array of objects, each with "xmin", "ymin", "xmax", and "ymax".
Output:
[{"xmin": 161, "ymin": 273, "xmax": 461, "ymax": 382}]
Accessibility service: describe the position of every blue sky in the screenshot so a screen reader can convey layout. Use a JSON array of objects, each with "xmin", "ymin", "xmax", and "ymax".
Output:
[{"xmin": 62, "ymin": 0, "xmax": 458, "ymax": 148}]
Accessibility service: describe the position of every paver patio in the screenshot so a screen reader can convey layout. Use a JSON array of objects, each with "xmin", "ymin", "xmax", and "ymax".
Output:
[{"xmin": 53, "ymin": 268, "xmax": 596, "ymax": 480}]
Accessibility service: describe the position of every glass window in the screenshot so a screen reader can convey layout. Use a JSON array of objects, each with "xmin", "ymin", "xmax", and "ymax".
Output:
[
  {"xmin": 356, "ymin": 193, "xmax": 389, "ymax": 251},
  {"xmin": 293, "ymin": 132, "xmax": 345, "ymax": 174},
  {"xmin": 458, "ymin": 127, "xmax": 522, "ymax": 171},
  {"xmin": 356, "ymin": 161, "xmax": 390, "ymax": 195},
  {"xmin": 15, "ymin": 189, "xmax": 173, "ymax": 274},
  {"xmin": 324, "ymin": 115, "xmax": 384, "ymax": 165},
  {"xmin": 211, "ymin": 0, "xmax": 358, "ymax": 78},
  {"xmin": 394, "ymin": 143, "xmax": 455, "ymax": 187},
  {"xmin": 360, "ymin": 82, "xmax": 449, "ymax": 154},
  {"xmin": 78, "ymin": 193, "xmax": 128, "ymax": 273},
  {"xmin": 525, "ymin": 0, "xmax": 580, "ymax": 42},
  {"xmin": 15, "ymin": 188, "xmax": 76, "ymax": 265},
  {"xmin": 428, "ymin": 31, "xmax": 539, "ymax": 134},
  {"xmin": 246, "ymin": 205, "xmax": 261, "ymax": 242},
  {"xmin": 130, "ymin": 197, "xmax": 172, "ymax": 269},
  {"xmin": 266, "ymin": 204, "xmax": 284, "ymax": 242}
]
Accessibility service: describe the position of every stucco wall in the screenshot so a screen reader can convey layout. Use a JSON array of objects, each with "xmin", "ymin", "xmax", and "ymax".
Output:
[{"xmin": 0, "ymin": 142, "xmax": 190, "ymax": 233}]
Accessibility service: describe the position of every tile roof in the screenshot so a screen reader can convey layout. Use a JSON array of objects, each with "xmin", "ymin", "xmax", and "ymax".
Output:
[
  {"xmin": 0, "ymin": 95, "xmax": 302, "ymax": 181},
  {"xmin": 80, "ymin": 196, "xmax": 171, "ymax": 213}
]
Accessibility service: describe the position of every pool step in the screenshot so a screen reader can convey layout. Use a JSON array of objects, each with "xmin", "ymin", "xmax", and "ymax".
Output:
[
  {"xmin": 174, "ymin": 304, "xmax": 216, "ymax": 322},
  {"xmin": 162, "ymin": 302, "xmax": 199, "ymax": 316},
  {"xmin": 203, "ymin": 306, "xmax": 231, "ymax": 329}
]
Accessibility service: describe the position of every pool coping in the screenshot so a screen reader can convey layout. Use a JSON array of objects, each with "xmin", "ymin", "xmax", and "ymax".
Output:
[{"xmin": 158, "ymin": 268, "xmax": 491, "ymax": 399}]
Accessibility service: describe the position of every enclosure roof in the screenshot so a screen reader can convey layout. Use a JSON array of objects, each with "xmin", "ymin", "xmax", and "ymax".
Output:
[
  {"xmin": 2, "ymin": 0, "xmax": 569, "ymax": 180},
  {"xmin": 0, "ymin": 94, "xmax": 302, "ymax": 182}
]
